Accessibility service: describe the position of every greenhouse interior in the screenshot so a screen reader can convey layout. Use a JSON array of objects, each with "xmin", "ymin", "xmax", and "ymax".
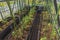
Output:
[{"xmin": 0, "ymin": 0, "xmax": 60, "ymax": 40}]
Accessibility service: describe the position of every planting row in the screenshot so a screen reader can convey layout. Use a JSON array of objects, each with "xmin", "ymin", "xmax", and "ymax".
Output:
[{"xmin": 5, "ymin": 7, "xmax": 36, "ymax": 40}]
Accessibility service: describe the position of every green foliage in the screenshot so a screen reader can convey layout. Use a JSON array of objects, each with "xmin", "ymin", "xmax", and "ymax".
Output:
[
  {"xmin": 12, "ymin": 7, "xmax": 36, "ymax": 38},
  {"xmin": 20, "ymin": 7, "xmax": 35, "ymax": 29},
  {"xmin": 51, "ymin": 28, "xmax": 56, "ymax": 37},
  {"xmin": 40, "ymin": 37, "xmax": 47, "ymax": 40}
]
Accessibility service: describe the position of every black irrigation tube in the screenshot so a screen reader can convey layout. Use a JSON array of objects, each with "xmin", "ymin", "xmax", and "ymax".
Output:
[
  {"xmin": 54, "ymin": 0, "xmax": 57, "ymax": 14},
  {"xmin": 27, "ymin": 6, "xmax": 43, "ymax": 40},
  {"xmin": 0, "ymin": 7, "xmax": 30, "ymax": 40}
]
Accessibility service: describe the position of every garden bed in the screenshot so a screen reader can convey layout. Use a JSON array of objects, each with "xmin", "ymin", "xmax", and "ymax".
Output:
[
  {"xmin": 40, "ymin": 11, "xmax": 58, "ymax": 40},
  {"xmin": 4, "ymin": 7, "xmax": 36, "ymax": 40}
]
